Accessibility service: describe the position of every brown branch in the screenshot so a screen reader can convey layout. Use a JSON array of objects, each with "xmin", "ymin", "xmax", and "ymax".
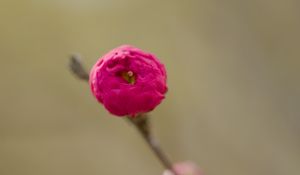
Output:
[
  {"xmin": 127, "ymin": 115, "xmax": 178, "ymax": 175},
  {"xmin": 69, "ymin": 56, "xmax": 178, "ymax": 175},
  {"xmin": 69, "ymin": 54, "xmax": 89, "ymax": 81}
]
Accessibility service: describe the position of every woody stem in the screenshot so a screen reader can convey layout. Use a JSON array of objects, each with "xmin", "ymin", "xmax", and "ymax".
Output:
[
  {"xmin": 127, "ymin": 116, "xmax": 178, "ymax": 175},
  {"xmin": 69, "ymin": 56, "xmax": 178, "ymax": 175}
]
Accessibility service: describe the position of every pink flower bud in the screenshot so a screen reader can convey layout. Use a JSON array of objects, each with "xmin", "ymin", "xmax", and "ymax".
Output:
[
  {"xmin": 163, "ymin": 161, "xmax": 203, "ymax": 175},
  {"xmin": 89, "ymin": 45, "xmax": 167, "ymax": 117}
]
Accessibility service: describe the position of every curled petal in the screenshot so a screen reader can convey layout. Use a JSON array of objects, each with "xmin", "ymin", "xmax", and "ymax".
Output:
[{"xmin": 89, "ymin": 45, "xmax": 167, "ymax": 117}]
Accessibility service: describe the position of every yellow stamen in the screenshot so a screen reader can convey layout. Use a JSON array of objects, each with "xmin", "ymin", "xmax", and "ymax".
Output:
[{"xmin": 121, "ymin": 71, "xmax": 136, "ymax": 84}]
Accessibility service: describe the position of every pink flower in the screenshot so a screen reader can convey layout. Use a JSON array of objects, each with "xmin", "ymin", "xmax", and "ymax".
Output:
[
  {"xmin": 163, "ymin": 161, "xmax": 203, "ymax": 175},
  {"xmin": 89, "ymin": 45, "xmax": 167, "ymax": 117}
]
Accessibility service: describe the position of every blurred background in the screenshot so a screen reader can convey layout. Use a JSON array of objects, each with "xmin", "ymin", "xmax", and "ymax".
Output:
[{"xmin": 0, "ymin": 0, "xmax": 299, "ymax": 175}]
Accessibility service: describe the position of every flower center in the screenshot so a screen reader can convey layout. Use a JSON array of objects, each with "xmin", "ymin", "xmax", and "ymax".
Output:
[{"xmin": 121, "ymin": 70, "xmax": 136, "ymax": 84}]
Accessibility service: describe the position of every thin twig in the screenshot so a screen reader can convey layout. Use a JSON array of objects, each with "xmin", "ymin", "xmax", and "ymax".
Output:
[
  {"xmin": 69, "ymin": 56, "xmax": 178, "ymax": 175},
  {"xmin": 127, "ymin": 115, "xmax": 178, "ymax": 175},
  {"xmin": 69, "ymin": 54, "xmax": 89, "ymax": 81}
]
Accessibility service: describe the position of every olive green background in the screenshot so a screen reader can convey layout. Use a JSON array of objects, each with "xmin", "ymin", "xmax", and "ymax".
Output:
[{"xmin": 0, "ymin": 0, "xmax": 299, "ymax": 175}]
